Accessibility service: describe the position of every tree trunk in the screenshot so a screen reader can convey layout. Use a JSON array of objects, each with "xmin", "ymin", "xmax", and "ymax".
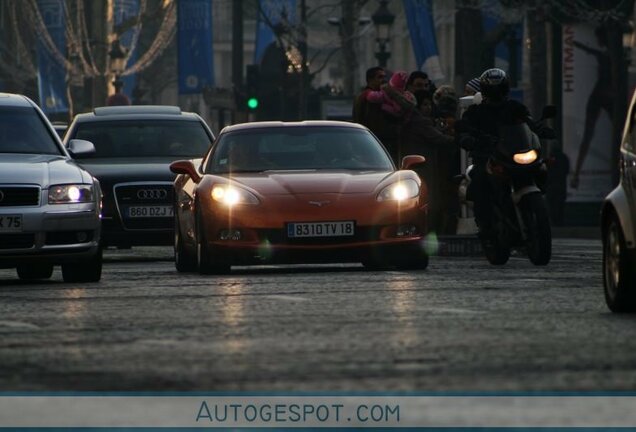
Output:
[
  {"xmin": 455, "ymin": 1, "xmax": 483, "ymax": 89},
  {"xmin": 341, "ymin": 1, "xmax": 358, "ymax": 97},
  {"xmin": 88, "ymin": 0, "xmax": 109, "ymax": 107},
  {"xmin": 527, "ymin": 5, "xmax": 548, "ymax": 118}
]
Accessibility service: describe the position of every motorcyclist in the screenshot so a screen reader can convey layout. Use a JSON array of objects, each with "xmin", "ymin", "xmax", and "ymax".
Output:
[{"xmin": 457, "ymin": 68, "xmax": 532, "ymax": 240}]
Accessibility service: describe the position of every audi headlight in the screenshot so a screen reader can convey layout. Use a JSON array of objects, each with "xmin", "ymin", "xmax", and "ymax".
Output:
[
  {"xmin": 48, "ymin": 184, "xmax": 94, "ymax": 204},
  {"xmin": 211, "ymin": 184, "xmax": 259, "ymax": 206},
  {"xmin": 377, "ymin": 179, "xmax": 419, "ymax": 202},
  {"xmin": 513, "ymin": 150, "xmax": 538, "ymax": 165}
]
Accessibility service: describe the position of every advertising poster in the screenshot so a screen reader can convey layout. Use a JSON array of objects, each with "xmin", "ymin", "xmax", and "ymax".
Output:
[{"xmin": 562, "ymin": 23, "xmax": 614, "ymax": 202}]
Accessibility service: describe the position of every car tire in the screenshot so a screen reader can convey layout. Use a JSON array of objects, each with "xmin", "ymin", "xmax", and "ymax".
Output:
[
  {"xmin": 196, "ymin": 215, "xmax": 231, "ymax": 275},
  {"xmin": 603, "ymin": 212, "xmax": 636, "ymax": 313},
  {"xmin": 174, "ymin": 213, "xmax": 197, "ymax": 273},
  {"xmin": 62, "ymin": 248, "xmax": 103, "ymax": 283},
  {"xmin": 17, "ymin": 264, "xmax": 53, "ymax": 280}
]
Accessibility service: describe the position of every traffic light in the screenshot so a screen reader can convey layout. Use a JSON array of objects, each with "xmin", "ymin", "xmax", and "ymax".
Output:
[{"xmin": 245, "ymin": 64, "xmax": 259, "ymax": 110}]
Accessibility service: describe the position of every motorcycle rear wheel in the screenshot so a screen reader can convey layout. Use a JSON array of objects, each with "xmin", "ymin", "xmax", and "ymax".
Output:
[{"xmin": 521, "ymin": 193, "xmax": 552, "ymax": 265}]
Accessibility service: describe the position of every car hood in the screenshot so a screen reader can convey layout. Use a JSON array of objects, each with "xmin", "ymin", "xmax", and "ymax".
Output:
[
  {"xmin": 0, "ymin": 153, "xmax": 89, "ymax": 187},
  {"xmin": 219, "ymin": 170, "xmax": 395, "ymax": 195},
  {"xmin": 76, "ymin": 157, "xmax": 177, "ymax": 183}
]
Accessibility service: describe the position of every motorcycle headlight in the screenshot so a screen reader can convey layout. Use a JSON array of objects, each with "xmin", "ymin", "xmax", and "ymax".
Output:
[
  {"xmin": 377, "ymin": 179, "xmax": 419, "ymax": 202},
  {"xmin": 48, "ymin": 184, "xmax": 94, "ymax": 204},
  {"xmin": 211, "ymin": 184, "xmax": 259, "ymax": 206},
  {"xmin": 513, "ymin": 150, "xmax": 538, "ymax": 165}
]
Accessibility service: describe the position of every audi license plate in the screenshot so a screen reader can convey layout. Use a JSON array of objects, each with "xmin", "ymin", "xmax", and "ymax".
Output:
[
  {"xmin": 0, "ymin": 214, "xmax": 22, "ymax": 232},
  {"xmin": 127, "ymin": 206, "xmax": 174, "ymax": 218},
  {"xmin": 287, "ymin": 221, "xmax": 355, "ymax": 238}
]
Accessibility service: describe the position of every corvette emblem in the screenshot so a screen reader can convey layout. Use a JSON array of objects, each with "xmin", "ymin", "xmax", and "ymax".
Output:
[{"xmin": 308, "ymin": 200, "xmax": 331, "ymax": 207}]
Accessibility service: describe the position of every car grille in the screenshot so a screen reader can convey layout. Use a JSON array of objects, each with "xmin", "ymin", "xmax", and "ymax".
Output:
[
  {"xmin": 0, "ymin": 187, "xmax": 40, "ymax": 207},
  {"xmin": 114, "ymin": 184, "xmax": 174, "ymax": 230},
  {"xmin": 45, "ymin": 231, "xmax": 94, "ymax": 245},
  {"xmin": 258, "ymin": 226, "xmax": 383, "ymax": 245},
  {"xmin": 0, "ymin": 234, "xmax": 35, "ymax": 249}
]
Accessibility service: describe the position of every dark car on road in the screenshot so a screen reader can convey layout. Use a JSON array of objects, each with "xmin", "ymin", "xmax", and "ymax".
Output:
[
  {"xmin": 0, "ymin": 93, "xmax": 102, "ymax": 282},
  {"xmin": 64, "ymin": 105, "xmax": 214, "ymax": 248},
  {"xmin": 602, "ymin": 91, "xmax": 636, "ymax": 312}
]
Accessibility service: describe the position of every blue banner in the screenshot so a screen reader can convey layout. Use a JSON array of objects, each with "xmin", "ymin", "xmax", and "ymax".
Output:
[
  {"xmin": 36, "ymin": 0, "xmax": 68, "ymax": 114},
  {"xmin": 177, "ymin": 0, "xmax": 214, "ymax": 94},
  {"xmin": 402, "ymin": 0, "xmax": 444, "ymax": 81},
  {"xmin": 114, "ymin": 0, "xmax": 140, "ymax": 100},
  {"xmin": 254, "ymin": 0, "xmax": 296, "ymax": 64}
]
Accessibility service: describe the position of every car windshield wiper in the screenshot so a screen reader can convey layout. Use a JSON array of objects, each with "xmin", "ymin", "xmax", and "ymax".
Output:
[{"xmin": 212, "ymin": 169, "xmax": 267, "ymax": 174}]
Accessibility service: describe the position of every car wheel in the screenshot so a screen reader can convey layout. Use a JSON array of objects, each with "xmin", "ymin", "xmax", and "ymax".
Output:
[
  {"xmin": 62, "ymin": 248, "xmax": 103, "ymax": 283},
  {"xmin": 174, "ymin": 213, "xmax": 197, "ymax": 272},
  {"xmin": 17, "ymin": 264, "xmax": 53, "ymax": 280},
  {"xmin": 603, "ymin": 212, "xmax": 636, "ymax": 312},
  {"xmin": 196, "ymin": 215, "xmax": 231, "ymax": 275}
]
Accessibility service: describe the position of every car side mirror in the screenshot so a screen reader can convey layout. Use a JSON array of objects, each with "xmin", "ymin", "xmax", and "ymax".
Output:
[
  {"xmin": 401, "ymin": 155, "xmax": 426, "ymax": 170},
  {"xmin": 67, "ymin": 139, "xmax": 96, "ymax": 157},
  {"xmin": 170, "ymin": 160, "xmax": 202, "ymax": 183}
]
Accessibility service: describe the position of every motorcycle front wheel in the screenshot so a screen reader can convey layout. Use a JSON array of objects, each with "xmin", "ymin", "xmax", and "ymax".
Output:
[{"xmin": 520, "ymin": 192, "xmax": 552, "ymax": 265}]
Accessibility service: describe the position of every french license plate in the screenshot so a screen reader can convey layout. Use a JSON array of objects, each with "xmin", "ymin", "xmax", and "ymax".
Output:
[
  {"xmin": 287, "ymin": 221, "xmax": 355, "ymax": 238},
  {"xmin": 127, "ymin": 206, "xmax": 174, "ymax": 218},
  {"xmin": 0, "ymin": 214, "xmax": 22, "ymax": 232}
]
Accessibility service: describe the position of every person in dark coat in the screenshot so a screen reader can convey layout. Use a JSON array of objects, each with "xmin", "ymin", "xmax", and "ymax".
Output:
[
  {"xmin": 400, "ymin": 90, "xmax": 456, "ymax": 234},
  {"xmin": 546, "ymin": 145, "xmax": 570, "ymax": 226},
  {"xmin": 353, "ymin": 67, "xmax": 401, "ymax": 163}
]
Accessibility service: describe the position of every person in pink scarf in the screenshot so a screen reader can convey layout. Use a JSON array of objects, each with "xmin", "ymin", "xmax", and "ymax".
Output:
[{"xmin": 364, "ymin": 71, "xmax": 417, "ymax": 120}]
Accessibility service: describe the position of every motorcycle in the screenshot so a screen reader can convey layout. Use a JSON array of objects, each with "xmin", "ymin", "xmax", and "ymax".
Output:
[{"xmin": 458, "ymin": 106, "xmax": 557, "ymax": 265}]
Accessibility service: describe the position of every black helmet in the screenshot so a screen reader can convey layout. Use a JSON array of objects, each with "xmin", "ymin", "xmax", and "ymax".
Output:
[{"xmin": 479, "ymin": 68, "xmax": 509, "ymax": 101}]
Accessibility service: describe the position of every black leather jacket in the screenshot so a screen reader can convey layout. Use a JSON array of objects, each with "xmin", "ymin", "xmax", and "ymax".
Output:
[{"xmin": 458, "ymin": 99, "xmax": 532, "ymax": 164}]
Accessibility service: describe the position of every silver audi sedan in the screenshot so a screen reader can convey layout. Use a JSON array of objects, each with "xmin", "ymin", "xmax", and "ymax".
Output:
[{"xmin": 0, "ymin": 93, "xmax": 102, "ymax": 282}]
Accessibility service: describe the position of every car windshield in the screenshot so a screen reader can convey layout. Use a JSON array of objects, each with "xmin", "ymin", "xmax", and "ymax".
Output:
[
  {"xmin": 72, "ymin": 119, "xmax": 212, "ymax": 159},
  {"xmin": 207, "ymin": 126, "xmax": 394, "ymax": 174},
  {"xmin": 0, "ymin": 106, "xmax": 62, "ymax": 155}
]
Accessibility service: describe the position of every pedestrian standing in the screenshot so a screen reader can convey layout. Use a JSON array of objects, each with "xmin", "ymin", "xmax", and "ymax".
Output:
[
  {"xmin": 353, "ymin": 67, "xmax": 401, "ymax": 164},
  {"xmin": 106, "ymin": 79, "xmax": 131, "ymax": 106},
  {"xmin": 401, "ymin": 90, "xmax": 456, "ymax": 234}
]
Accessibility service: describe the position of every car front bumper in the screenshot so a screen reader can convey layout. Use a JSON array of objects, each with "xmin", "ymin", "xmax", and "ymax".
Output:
[{"xmin": 0, "ymin": 203, "xmax": 101, "ymax": 267}]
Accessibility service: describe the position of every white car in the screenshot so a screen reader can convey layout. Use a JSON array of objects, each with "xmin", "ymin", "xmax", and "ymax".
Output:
[
  {"xmin": 601, "ymin": 92, "xmax": 636, "ymax": 312},
  {"xmin": 0, "ymin": 93, "xmax": 102, "ymax": 282}
]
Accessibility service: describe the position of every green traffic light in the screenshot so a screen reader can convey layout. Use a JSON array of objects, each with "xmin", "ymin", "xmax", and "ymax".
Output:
[{"xmin": 247, "ymin": 97, "xmax": 259, "ymax": 109}]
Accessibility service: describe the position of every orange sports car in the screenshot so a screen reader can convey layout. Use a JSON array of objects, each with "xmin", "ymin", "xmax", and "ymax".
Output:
[{"xmin": 170, "ymin": 121, "xmax": 429, "ymax": 274}]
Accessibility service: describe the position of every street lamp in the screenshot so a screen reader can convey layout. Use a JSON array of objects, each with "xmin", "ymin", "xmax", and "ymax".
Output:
[
  {"xmin": 371, "ymin": 0, "xmax": 395, "ymax": 68},
  {"xmin": 108, "ymin": 39, "xmax": 127, "ymax": 81}
]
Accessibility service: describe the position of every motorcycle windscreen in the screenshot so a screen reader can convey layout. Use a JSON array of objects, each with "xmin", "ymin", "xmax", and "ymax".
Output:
[{"xmin": 497, "ymin": 123, "xmax": 540, "ymax": 157}]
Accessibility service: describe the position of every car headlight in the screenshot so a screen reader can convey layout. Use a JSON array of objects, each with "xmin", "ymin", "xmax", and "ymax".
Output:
[
  {"xmin": 377, "ymin": 179, "xmax": 419, "ymax": 202},
  {"xmin": 513, "ymin": 149, "xmax": 538, "ymax": 165},
  {"xmin": 48, "ymin": 184, "xmax": 94, "ymax": 204},
  {"xmin": 211, "ymin": 184, "xmax": 259, "ymax": 206}
]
